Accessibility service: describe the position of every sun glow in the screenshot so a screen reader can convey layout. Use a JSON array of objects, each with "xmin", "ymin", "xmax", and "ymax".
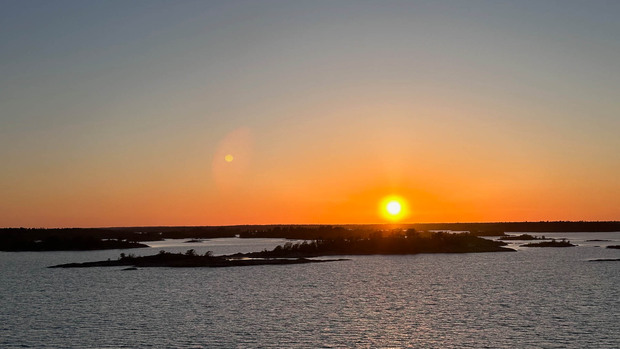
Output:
[{"xmin": 380, "ymin": 196, "xmax": 408, "ymax": 221}]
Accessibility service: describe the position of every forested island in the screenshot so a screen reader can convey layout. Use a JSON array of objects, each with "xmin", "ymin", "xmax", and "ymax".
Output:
[{"xmin": 49, "ymin": 232, "xmax": 513, "ymax": 269}]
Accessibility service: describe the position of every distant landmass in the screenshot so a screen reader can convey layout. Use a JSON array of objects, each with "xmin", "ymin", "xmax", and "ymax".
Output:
[
  {"xmin": 0, "ymin": 234, "xmax": 148, "ymax": 251},
  {"xmin": 2, "ymin": 221, "xmax": 618, "ymax": 252}
]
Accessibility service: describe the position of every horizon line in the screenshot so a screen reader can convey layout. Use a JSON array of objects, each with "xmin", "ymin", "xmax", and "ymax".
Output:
[{"xmin": 3, "ymin": 220, "xmax": 620, "ymax": 230}]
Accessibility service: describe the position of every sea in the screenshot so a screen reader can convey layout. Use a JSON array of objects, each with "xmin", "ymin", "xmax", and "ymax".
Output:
[{"xmin": 1, "ymin": 232, "xmax": 619, "ymax": 348}]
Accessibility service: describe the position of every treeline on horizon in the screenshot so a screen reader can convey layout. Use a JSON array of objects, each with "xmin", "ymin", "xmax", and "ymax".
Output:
[{"xmin": 1, "ymin": 221, "xmax": 619, "ymax": 251}]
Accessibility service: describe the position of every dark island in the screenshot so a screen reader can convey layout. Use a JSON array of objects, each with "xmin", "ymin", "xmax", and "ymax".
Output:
[
  {"xmin": 50, "ymin": 249, "xmax": 345, "ymax": 268},
  {"xmin": 49, "ymin": 232, "xmax": 514, "ymax": 269},
  {"xmin": 239, "ymin": 231, "xmax": 513, "ymax": 258},
  {"xmin": 499, "ymin": 234, "xmax": 545, "ymax": 241},
  {"xmin": 522, "ymin": 239, "xmax": 575, "ymax": 247},
  {"xmin": 607, "ymin": 245, "xmax": 620, "ymax": 249}
]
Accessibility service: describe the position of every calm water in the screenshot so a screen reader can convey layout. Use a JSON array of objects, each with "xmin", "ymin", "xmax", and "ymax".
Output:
[{"xmin": 2, "ymin": 234, "xmax": 619, "ymax": 348}]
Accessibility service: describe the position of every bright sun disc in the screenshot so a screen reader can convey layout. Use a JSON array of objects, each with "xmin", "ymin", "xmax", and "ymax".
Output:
[
  {"xmin": 379, "ymin": 196, "xmax": 408, "ymax": 221},
  {"xmin": 386, "ymin": 201, "xmax": 401, "ymax": 215}
]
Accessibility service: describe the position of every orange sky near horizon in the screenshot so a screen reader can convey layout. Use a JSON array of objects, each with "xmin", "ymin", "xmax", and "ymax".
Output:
[
  {"xmin": 4, "ymin": 113, "xmax": 617, "ymax": 228},
  {"xmin": 1, "ymin": 1, "xmax": 619, "ymax": 228}
]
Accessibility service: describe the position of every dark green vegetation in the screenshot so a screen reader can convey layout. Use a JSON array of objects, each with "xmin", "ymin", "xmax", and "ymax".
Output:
[
  {"xmin": 522, "ymin": 239, "xmax": 576, "ymax": 247},
  {"xmin": 3, "ymin": 221, "xmax": 617, "ymax": 251},
  {"xmin": 50, "ymin": 249, "xmax": 345, "ymax": 268}
]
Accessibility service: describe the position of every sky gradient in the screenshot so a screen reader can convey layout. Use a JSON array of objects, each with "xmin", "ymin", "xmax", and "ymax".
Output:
[{"xmin": 1, "ymin": 0, "xmax": 619, "ymax": 227}]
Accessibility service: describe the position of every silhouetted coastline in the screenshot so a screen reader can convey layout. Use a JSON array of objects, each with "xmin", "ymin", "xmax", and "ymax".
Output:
[
  {"xmin": 3, "ymin": 221, "xmax": 618, "ymax": 252},
  {"xmin": 50, "ymin": 249, "xmax": 346, "ymax": 268},
  {"xmin": 1, "ymin": 235, "xmax": 148, "ymax": 251}
]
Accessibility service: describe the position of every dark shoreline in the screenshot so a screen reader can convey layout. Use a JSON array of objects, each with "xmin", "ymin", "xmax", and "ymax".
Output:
[
  {"xmin": 49, "ymin": 253, "xmax": 348, "ymax": 269},
  {"xmin": 522, "ymin": 239, "xmax": 576, "ymax": 247},
  {"xmin": 3, "ymin": 221, "xmax": 619, "ymax": 252}
]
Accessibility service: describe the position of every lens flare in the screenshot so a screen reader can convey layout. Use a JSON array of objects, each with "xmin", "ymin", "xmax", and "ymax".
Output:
[{"xmin": 211, "ymin": 127, "xmax": 253, "ymax": 192}]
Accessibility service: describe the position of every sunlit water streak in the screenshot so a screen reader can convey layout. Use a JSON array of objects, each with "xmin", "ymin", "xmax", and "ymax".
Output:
[{"xmin": 1, "ymin": 234, "xmax": 619, "ymax": 348}]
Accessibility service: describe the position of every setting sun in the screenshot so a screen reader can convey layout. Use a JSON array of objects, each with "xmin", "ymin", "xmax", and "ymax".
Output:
[
  {"xmin": 386, "ymin": 201, "xmax": 401, "ymax": 215},
  {"xmin": 380, "ymin": 196, "xmax": 408, "ymax": 222}
]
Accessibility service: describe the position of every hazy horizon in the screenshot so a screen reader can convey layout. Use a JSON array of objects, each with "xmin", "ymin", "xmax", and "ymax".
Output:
[{"xmin": 2, "ymin": 0, "xmax": 619, "ymax": 227}]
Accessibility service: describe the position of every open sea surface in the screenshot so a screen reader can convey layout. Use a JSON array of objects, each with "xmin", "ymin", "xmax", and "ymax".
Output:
[{"xmin": 2, "ymin": 233, "xmax": 619, "ymax": 348}]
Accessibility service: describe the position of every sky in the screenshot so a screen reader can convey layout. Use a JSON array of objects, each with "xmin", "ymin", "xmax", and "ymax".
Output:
[{"xmin": 1, "ymin": 0, "xmax": 619, "ymax": 227}]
